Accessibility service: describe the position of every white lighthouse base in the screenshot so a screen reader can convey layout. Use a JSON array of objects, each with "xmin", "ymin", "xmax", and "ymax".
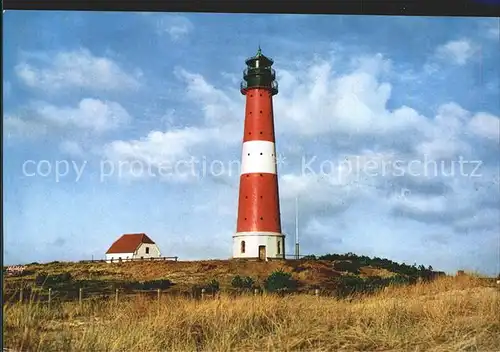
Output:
[{"xmin": 232, "ymin": 232, "xmax": 285, "ymax": 260}]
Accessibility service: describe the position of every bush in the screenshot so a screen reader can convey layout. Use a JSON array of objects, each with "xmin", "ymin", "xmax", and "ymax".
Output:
[
  {"xmin": 264, "ymin": 270, "xmax": 297, "ymax": 293},
  {"xmin": 333, "ymin": 275, "xmax": 366, "ymax": 297},
  {"xmin": 141, "ymin": 279, "xmax": 173, "ymax": 290},
  {"xmin": 205, "ymin": 279, "xmax": 220, "ymax": 294},
  {"xmin": 333, "ymin": 261, "xmax": 361, "ymax": 274},
  {"xmin": 120, "ymin": 279, "xmax": 173, "ymax": 291},
  {"xmin": 302, "ymin": 255, "xmax": 317, "ymax": 260},
  {"xmin": 231, "ymin": 275, "xmax": 254, "ymax": 290}
]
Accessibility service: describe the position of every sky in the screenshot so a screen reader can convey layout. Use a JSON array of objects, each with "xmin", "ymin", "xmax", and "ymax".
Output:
[{"xmin": 3, "ymin": 11, "xmax": 499, "ymax": 275}]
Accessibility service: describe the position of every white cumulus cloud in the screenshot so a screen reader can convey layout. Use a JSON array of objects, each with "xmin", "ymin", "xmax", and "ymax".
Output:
[
  {"xmin": 435, "ymin": 39, "xmax": 477, "ymax": 66},
  {"xmin": 15, "ymin": 48, "xmax": 142, "ymax": 92},
  {"xmin": 4, "ymin": 99, "xmax": 132, "ymax": 143}
]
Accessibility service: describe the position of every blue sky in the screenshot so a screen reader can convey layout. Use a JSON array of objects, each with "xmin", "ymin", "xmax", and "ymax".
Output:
[{"xmin": 3, "ymin": 12, "xmax": 499, "ymax": 275}]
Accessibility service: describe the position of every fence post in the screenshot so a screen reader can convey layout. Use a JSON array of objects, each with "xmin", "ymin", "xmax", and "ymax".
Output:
[
  {"xmin": 157, "ymin": 288, "xmax": 161, "ymax": 314},
  {"xmin": 19, "ymin": 288, "xmax": 23, "ymax": 303},
  {"xmin": 79, "ymin": 288, "xmax": 83, "ymax": 307},
  {"xmin": 48, "ymin": 288, "xmax": 52, "ymax": 308},
  {"xmin": 315, "ymin": 288, "xmax": 320, "ymax": 297},
  {"xmin": 201, "ymin": 288, "xmax": 206, "ymax": 300},
  {"xmin": 115, "ymin": 288, "xmax": 119, "ymax": 305},
  {"xmin": 254, "ymin": 288, "xmax": 259, "ymax": 296}
]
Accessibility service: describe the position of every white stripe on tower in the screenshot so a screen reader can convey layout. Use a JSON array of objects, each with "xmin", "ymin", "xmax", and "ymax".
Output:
[{"xmin": 241, "ymin": 140, "xmax": 277, "ymax": 175}]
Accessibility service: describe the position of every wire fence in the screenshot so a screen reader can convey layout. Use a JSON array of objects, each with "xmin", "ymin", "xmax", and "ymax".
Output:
[
  {"xmin": 79, "ymin": 256, "xmax": 179, "ymax": 264},
  {"xmin": 6, "ymin": 285, "xmax": 323, "ymax": 308}
]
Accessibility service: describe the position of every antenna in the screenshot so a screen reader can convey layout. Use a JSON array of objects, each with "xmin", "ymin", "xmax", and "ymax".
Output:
[{"xmin": 295, "ymin": 196, "xmax": 300, "ymax": 260}]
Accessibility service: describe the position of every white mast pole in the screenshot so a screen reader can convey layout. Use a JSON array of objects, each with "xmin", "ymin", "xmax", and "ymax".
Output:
[{"xmin": 295, "ymin": 196, "xmax": 299, "ymax": 259}]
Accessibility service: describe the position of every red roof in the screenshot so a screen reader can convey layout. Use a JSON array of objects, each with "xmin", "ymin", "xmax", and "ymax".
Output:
[{"xmin": 106, "ymin": 233, "xmax": 155, "ymax": 254}]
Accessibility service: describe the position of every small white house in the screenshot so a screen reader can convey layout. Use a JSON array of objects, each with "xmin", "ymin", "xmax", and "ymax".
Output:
[{"xmin": 105, "ymin": 233, "xmax": 161, "ymax": 263}]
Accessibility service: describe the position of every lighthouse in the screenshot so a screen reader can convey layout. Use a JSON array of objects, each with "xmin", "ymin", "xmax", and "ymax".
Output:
[{"xmin": 232, "ymin": 47, "xmax": 285, "ymax": 260}]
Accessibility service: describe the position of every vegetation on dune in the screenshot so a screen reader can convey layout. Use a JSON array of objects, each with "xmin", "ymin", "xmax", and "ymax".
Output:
[
  {"xmin": 3, "ymin": 275, "xmax": 499, "ymax": 351},
  {"xmin": 264, "ymin": 269, "xmax": 298, "ymax": 293},
  {"xmin": 1, "ymin": 252, "xmax": 475, "ymax": 306},
  {"xmin": 231, "ymin": 275, "xmax": 255, "ymax": 290}
]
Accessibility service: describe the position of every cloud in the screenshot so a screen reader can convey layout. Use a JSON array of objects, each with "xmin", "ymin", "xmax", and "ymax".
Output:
[
  {"xmin": 99, "ymin": 52, "xmax": 499, "ymax": 235},
  {"xmin": 273, "ymin": 54, "xmax": 427, "ymax": 142},
  {"xmin": 4, "ymin": 99, "xmax": 132, "ymax": 142},
  {"xmin": 59, "ymin": 140, "xmax": 85, "ymax": 157},
  {"xmin": 15, "ymin": 49, "xmax": 142, "ymax": 92},
  {"xmin": 36, "ymin": 99, "xmax": 132, "ymax": 133},
  {"xmin": 435, "ymin": 39, "xmax": 477, "ymax": 66},
  {"xmin": 467, "ymin": 112, "xmax": 500, "ymax": 142},
  {"xmin": 4, "ymin": 115, "xmax": 48, "ymax": 140},
  {"xmin": 483, "ymin": 20, "xmax": 500, "ymax": 40},
  {"xmin": 52, "ymin": 237, "xmax": 66, "ymax": 247},
  {"xmin": 155, "ymin": 15, "xmax": 194, "ymax": 41},
  {"xmin": 102, "ymin": 67, "xmax": 242, "ymax": 182}
]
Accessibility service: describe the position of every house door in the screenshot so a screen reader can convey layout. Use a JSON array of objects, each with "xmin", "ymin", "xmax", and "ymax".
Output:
[{"xmin": 258, "ymin": 246, "xmax": 266, "ymax": 261}]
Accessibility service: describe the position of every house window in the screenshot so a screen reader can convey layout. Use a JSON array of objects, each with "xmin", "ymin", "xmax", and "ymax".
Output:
[
  {"xmin": 145, "ymin": 247, "xmax": 150, "ymax": 254},
  {"xmin": 277, "ymin": 241, "xmax": 281, "ymax": 255},
  {"xmin": 241, "ymin": 241, "xmax": 246, "ymax": 254}
]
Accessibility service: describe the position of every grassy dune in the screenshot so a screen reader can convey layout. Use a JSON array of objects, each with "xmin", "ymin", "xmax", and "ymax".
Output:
[{"xmin": 4, "ymin": 275, "xmax": 499, "ymax": 351}]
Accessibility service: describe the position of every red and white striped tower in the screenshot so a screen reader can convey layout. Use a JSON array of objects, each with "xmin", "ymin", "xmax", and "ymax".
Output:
[{"xmin": 233, "ymin": 47, "xmax": 285, "ymax": 260}]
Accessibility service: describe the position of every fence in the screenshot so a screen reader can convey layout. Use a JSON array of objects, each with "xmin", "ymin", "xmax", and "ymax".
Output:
[
  {"xmin": 9, "ymin": 286, "xmax": 326, "ymax": 307},
  {"xmin": 283, "ymin": 254, "xmax": 316, "ymax": 260},
  {"xmin": 8, "ymin": 278, "xmax": 499, "ymax": 308},
  {"xmin": 79, "ymin": 256, "xmax": 179, "ymax": 264}
]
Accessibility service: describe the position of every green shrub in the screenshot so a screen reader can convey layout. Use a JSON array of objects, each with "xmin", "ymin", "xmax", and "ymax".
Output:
[
  {"xmin": 264, "ymin": 270, "xmax": 297, "ymax": 293},
  {"xmin": 141, "ymin": 279, "xmax": 173, "ymax": 290},
  {"xmin": 302, "ymin": 255, "xmax": 317, "ymax": 260},
  {"xmin": 205, "ymin": 279, "xmax": 220, "ymax": 293},
  {"xmin": 333, "ymin": 261, "xmax": 361, "ymax": 274},
  {"xmin": 231, "ymin": 275, "xmax": 255, "ymax": 290},
  {"xmin": 120, "ymin": 279, "xmax": 173, "ymax": 291}
]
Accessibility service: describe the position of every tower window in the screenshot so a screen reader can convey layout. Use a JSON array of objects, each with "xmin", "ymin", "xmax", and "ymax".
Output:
[
  {"xmin": 241, "ymin": 241, "xmax": 246, "ymax": 253},
  {"xmin": 260, "ymin": 110, "xmax": 263, "ymax": 113},
  {"xmin": 260, "ymin": 152, "xmax": 263, "ymax": 155},
  {"xmin": 260, "ymin": 217, "xmax": 264, "ymax": 220},
  {"xmin": 248, "ymin": 153, "xmax": 250, "ymax": 156},
  {"xmin": 277, "ymin": 241, "xmax": 281, "ymax": 254}
]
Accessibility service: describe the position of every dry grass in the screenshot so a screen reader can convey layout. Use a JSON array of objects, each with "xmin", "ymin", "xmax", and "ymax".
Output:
[{"xmin": 4, "ymin": 275, "xmax": 499, "ymax": 352}]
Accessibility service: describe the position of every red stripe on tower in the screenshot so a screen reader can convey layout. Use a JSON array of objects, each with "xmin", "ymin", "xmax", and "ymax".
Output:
[{"xmin": 233, "ymin": 47, "xmax": 285, "ymax": 261}]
